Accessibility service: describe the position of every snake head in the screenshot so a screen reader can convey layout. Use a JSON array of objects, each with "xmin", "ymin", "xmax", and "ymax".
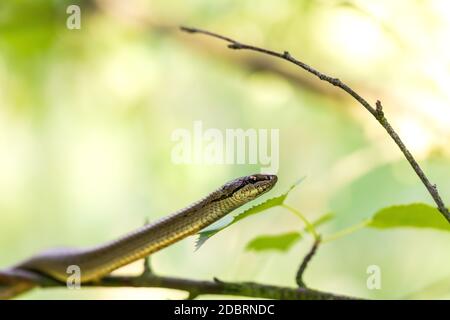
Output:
[{"xmin": 220, "ymin": 174, "xmax": 278, "ymax": 202}]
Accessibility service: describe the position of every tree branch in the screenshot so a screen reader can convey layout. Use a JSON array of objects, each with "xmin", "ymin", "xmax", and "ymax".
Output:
[
  {"xmin": 51, "ymin": 274, "xmax": 357, "ymax": 300},
  {"xmin": 180, "ymin": 26, "xmax": 450, "ymax": 223},
  {"xmin": 0, "ymin": 223, "xmax": 354, "ymax": 301},
  {"xmin": 0, "ymin": 270, "xmax": 357, "ymax": 300},
  {"xmin": 296, "ymin": 237, "xmax": 321, "ymax": 288}
]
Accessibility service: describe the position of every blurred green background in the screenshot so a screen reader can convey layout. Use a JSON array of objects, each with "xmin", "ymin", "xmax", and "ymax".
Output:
[{"xmin": 0, "ymin": 0, "xmax": 449, "ymax": 299}]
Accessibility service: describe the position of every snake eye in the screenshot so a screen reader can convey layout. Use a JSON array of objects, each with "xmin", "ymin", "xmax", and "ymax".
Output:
[{"xmin": 249, "ymin": 176, "xmax": 257, "ymax": 183}]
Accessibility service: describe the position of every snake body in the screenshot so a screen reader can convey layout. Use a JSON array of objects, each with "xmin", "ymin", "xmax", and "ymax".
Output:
[{"xmin": 7, "ymin": 174, "xmax": 277, "ymax": 283}]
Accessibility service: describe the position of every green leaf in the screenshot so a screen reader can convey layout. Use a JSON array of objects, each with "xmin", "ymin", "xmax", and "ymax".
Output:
[
  {"xmin": 244, "ymin": 213, "xmax": 334, "ymax": 253},
  {"xmin": 368, "ymin": 203, "xmax": 450, "ymax": 232},
  {"xmin": 195, "ymin": 178, "xmax": 304, "ymax": 250},
  {"xmin": 311, "ymin": 212, "xmax": 334, "ymax": 228},
  {"xmin": 245, "ymin": 232, "xmax": 302, "ymax": 252}
]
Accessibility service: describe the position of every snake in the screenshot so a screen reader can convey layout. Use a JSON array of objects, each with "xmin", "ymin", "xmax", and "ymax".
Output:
[{"xmin": 0, "ymin": 174, "xmax": 277, "ymax": 293}]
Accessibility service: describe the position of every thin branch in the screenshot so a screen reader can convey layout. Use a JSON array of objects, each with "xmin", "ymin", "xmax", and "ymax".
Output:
[
  {"xmin": 141, "ymin": 219, "xmax": 153, "ymax": 277},
  {"xmin": 142, "ymin": 256, "xmax": 152, "ymax": 277},
  {"xmin": 296, "ymin": 237, "xmax": 321, "ymax": 287},
  {"xmin": 180, "ymin": 26, "xmax": 450, "ymax": 223},
  {"xmin": 0, "ymin": 270, "xmax": 357, "ymax": 300},
  {"xmin": 53, "ymin": 274, "xmax": 356, "ymax": 300},
  {"xmin": 0, "ymin": 268, "xmax": 359, "ymax": 300}
]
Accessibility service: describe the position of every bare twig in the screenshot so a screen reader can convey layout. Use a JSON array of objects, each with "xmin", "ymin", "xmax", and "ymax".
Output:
[
  {"xmin": 296, "ymin": 238, "xmax": 321, "ymax": 287},
  {"xmin": 180, "ymin": 26, "xmax": 450, "ymax": 223},
  {"xmin": 142, "ymin": 256, "xmax": 152, "ymax": 277}
]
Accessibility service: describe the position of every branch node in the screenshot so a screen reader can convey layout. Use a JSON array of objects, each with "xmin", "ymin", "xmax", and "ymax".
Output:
[
  {"xmin": 330, "ymin": 77, "xmax": 340, "ymax": 86},
  {"xmin": 141, "ymin": 218, "xmax": 154, "ymax": 277},
  {"xmin": 186, "ymin": 291, "xmax": 199, "ymax": 300},
  {"xmin": 213, "ymin": 277, "xmax": 225, "ymax": 284},
  {"xmin": 375, "ymin": 100, "xmax": 384, "ymax": 119},
  {"xmin": 141, "ymin": 257, "xmax": 153, "ymax": 277},
  {"xmin": 228, "ymin": 43, "xmax": 242, "ymax": 49}
]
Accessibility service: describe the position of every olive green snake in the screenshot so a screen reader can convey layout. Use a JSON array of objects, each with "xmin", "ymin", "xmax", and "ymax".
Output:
[{"xmin": 0, "ymin": 174, "xmax": 277, "ymax": 298}]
